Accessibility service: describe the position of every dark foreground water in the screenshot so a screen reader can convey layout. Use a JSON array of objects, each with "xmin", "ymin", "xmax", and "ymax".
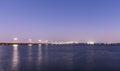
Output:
[{"xmin": 0, "ymin": 44, "xmax": 120, "ymax": 71}]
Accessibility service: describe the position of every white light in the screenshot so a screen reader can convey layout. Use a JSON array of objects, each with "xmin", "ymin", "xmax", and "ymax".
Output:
[
  {"xmin": 28, "ymin": 44, "xmax": 32, "ymax": 46},
  {"xmin": 87, "ymin": 41, "xmax": 95, "ymax": 45},
  {"xmin": 13, "ymin": 37, "xmax": 18, "ymax": 41},
  {"xmin": 13, "ymin": 44, "xmax": 18, "ymax": 47},
  {"xmin": 38, "ymin": 40, "xmax": 41, "ymax": 42}
]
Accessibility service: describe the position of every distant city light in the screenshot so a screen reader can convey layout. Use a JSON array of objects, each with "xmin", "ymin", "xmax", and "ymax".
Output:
[
  {"xmin": 13, "ymin": 37, "xmax": 18, "ymax": 41},
  {"xmin": 38, "ymin": 40, "xmax": 41, "ymax": 42},
  {"xmin": 87, "ymin": 41, "xmax": 95, "ymax": 45}
]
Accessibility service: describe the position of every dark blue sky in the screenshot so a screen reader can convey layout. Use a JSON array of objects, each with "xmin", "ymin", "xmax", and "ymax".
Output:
[{"xmin": 0, "ymin": 0, "xmax": 120, "ymax": 42}]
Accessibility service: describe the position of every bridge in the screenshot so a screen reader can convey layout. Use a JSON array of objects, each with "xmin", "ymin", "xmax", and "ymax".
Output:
[
  {"xmin": 0, "ymin": 42, "xmax": 47, "ymax": 45},
  {"xmin": 0, "ymin": 42, "xmax": 80, "ymax": 45}
]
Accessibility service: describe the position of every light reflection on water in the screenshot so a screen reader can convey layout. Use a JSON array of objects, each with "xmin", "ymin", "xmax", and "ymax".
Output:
[
  {"xmin": 38, "ymin": 44, "xmax": 42, "ymax": 64},
  {"xmin": 0, "ymin": 44, "xmax": 120, "ymax": 71},
  {"xmin": 85, "ymin": 47, "xmax": 95, "ymax": 71},
  {"xmin": 28, "ymin": 45, "xmax": 32, "ymax": 62},
  {"xmin": 12, "ymin": 44, "xmax": 19, "ymax": 71}
]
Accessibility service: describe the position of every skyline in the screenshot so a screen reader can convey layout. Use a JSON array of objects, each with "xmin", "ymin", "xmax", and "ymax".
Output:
[{"xmin": 0, "ymin": 0, "xmax": 120, "ymax": 43}]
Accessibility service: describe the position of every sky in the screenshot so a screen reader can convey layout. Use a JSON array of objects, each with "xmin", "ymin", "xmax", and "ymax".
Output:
[{"xmin": 0, "ymin": 0, "xmax": 120, "ymax": 43}]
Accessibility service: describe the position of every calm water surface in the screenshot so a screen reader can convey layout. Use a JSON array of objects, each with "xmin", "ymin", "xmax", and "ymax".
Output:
[{"xmin": 0, "ymin": 44, "xmax": 120, "ymax": 71}]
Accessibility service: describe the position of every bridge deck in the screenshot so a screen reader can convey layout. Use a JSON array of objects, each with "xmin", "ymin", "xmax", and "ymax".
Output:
[{"xmin": 0, "ymin": 42, "xmax": 47, "ymax": 45}]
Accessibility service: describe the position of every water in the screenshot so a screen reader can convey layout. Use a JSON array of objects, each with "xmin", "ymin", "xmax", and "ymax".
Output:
[{"xmin": 0, "ymin": 44, "xmax": 120, "ymax": 71}]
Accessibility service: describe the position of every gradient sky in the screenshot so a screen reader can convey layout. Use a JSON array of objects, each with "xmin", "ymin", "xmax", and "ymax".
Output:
[{"xmin": 0, "ymin": 0, "xmax": 120, "ymax": 42}]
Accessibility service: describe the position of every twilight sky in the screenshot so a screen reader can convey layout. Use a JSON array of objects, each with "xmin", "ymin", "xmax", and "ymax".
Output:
[{"xmin": 0, "ymin": 0, "xmax": 120, "ymax": 42}]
